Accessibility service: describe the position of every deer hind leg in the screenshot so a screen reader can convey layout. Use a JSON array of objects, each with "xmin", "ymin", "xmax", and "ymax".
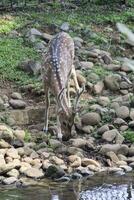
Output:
[
  {"xmin": 67, "ymin": 81, "xmax": 71, "ymax": 107},
  {"xmin": 71, "ymin": 65, "xmax": 80, "ymax": 92},
  {"xmin": 43, "ymin": 87, "xmax": 50, "ymax": 133}
]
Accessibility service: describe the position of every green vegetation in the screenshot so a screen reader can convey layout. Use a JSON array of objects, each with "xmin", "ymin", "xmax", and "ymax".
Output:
[
  {"xmin": 24, "ymin": 130, "xmax": 31, "ymax": 142},
  {"xmin": 123, "ymin": 130, "xmax": 134, "ymax": 143},
  {"xmin": 0, "ymin": 37, "xmax": 40, "ymax": 85}
]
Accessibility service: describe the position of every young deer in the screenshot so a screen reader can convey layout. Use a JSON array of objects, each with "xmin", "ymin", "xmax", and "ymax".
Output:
[{"xmin": 42, "ymin": 32, "xmax": 83, "ymax": 141}]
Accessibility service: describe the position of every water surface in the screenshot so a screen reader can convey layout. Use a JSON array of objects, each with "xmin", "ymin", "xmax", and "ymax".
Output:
[{"xmin": 0, "ymin": 174, "xmax": 134, "ymax": 200}]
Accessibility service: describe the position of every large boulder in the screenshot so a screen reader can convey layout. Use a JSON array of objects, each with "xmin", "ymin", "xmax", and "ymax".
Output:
[{"xmin": 81, "ymin": 112, "xmax": 101, "ymax": 126}]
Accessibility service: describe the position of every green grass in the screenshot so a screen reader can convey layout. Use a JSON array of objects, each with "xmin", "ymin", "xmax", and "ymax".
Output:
[
  {"xmin": 24, "ymin": 130, "xmax": 31, "ymax": 142},
  {"xmin": 0, "ymin": 37, "xmax": 40, "ymax": 85},
  {"xmin": 123, "ymin": 130, "xmax": 134, "ymax": 143}
]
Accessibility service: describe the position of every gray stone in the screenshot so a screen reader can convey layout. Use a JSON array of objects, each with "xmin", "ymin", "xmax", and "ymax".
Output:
[
  {"xmin": 11, "ymin": 92, "xmax": 22, "ymax": 100},
  {"xmin": 97, "ymin": 124, "xmax": 109, "ymax": 135},
  {"xmin": 98, "ymin": 96, "xmax": 110, "ymax": 106},
  {"xmin": 3, "ymin": 177, "xmax": 17, "ymax": 185},
  {"xmin": 46, "ymin": 165, "xmax": 65, "ymax": 179},
  {"xmin": 113, "ymin": 118, "xmax": 127, "ymax": 126},
  {"xmin": 93, "ymin": 81, "xmax": 104, "ymax": 94},
  {"xmin": 7, "ymin": 169, "xmax": 19, "ymax": 178},
  {"xmin": 116, "ymin": 106, "xmax": 129, "ymax": 119},
  {"xmin": 80, "ymin": 61, "xmax": 94, "ymax": 70},
  {"xmin": 102, "ymin": 129, "xmax": 118, "ymax": 142},
  {"xmin": 130, "ymin": 109, "xmax": 134, "ymax": 120},
  {"xmin": 60, "ymin": 22, "xmax": 70, "ymax": 31},
  {"xmin": 104, "ymin": 74, "xmax": 121, "ymax": 91},
  {"xmin": 23, "ymin": 168, "xmax": 44, "ymax": 179},
  {"xmin": 81, "ymin": 112, "xmax": 101, "ymax": 126},
  {"xmin": 100, "ymin": 144, "xmax": 128, "ymax": 155},
  {"xmin": 0, "ymin": 124, "xmax": 13, "ymax": 142},
  {"xmin": 9, "ymin": 99, "xmax": 26, "ymax": 109},
  {"xmin": 18, "ymin": 60, "xmax": 41, "ymax": 76}
]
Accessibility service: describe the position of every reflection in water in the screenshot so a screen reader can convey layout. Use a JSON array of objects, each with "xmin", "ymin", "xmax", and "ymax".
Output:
[
  {"xmin": 0, "ymin": 174, "xmax": 134, "ymax": 200},
  {"xmin": 80, "ymin": 184, "xmax": 134, "ymax": 200}
]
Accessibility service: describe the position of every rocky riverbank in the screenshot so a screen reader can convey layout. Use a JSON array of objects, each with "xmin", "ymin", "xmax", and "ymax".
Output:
[{"xmin": 0, "ymin": 22, "xmax": 134, "ymax": 186}]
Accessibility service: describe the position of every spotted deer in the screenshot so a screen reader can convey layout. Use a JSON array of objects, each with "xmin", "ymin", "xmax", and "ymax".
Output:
[{"xmin": 42, "ymin": 32, "xmax": 83, "ymax": 141}]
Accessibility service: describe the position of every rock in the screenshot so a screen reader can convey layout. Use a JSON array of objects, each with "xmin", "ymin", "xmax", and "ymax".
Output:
[
  {"xmin": 101, "ymin": 54, "xmax": 112, "ymax": 64},
  {"xmin": 102, "ymin": 129, "xmax": 118, "ymax": 142},
  {"xmin": 104, "ymin": 74, "xmax": 121, "ymax": 91},
  {"xmin": 81, "ymin": 125, "xmax": 93, "ymax": 134},
  {"xmin": 18, "ymin": 60, "xmax": 41, "ymax": 76},
  {"xmin": 93, "ymin": 81, "xmax": 104, "ymax": 94},
  {"xmin": 128, "ymin": 121, "xmax": 134, "ymax": 128},
  {"xmin": 76, "ymin": 72, "xmax": 86, "ymax": 86},
  {"xmin": 121, "ymin": 62, "xmax": 133, "ymax": 72},
  {"xmin": 116, "ymin": 106, "xmax": 129, "ymax": 119},
  {"xmin": 19, "ymin": 162, "xmax": 32, "ymax": 174},
  {"xmin": 104, "ymin": 64, "xmax": 120, "ymax": 71},
  {"xmin": 80, "ymin": 61, "xmax": 94, "ymax": 70},
  {"xmin": 67, "ymin": 147, "xmax": 84, "ymax": 156},
  {"xmin": 49, "ymin": 139, "xmax": 63, "ymax": 149},
  {"xmin": 11, "ymin": 92, "xmax": 22, "ymax": 100},
  {"xmin": 68, "ymin": 155, "xmax": 81, "ymax": 168},
  {"xmin": 97, "ymin": 125, "xmax": 109, "ymax": 135},
  {"xmin": 120, "ymin": 125, "xmax": 128, "ymax": 131},
  {"xmin": 11, "ymin": 139, "xmax": 24, "ymax": 148},
  {"xmin": 60, "ymin": 22, "xmax": 69, "ymax": 31},
  {"xmin": 120, "ymin": 165, "xmax": 132, "ymax": 172},
  {"xmin": 17, "ymin": 147, "xmax": 25, "ymax": 156},
  {"xmin": 9, "ymin": 99, "xmax": 26, "ymax": 109},
  {"xmin": 113, "ymin": 118, "xmax": 127, "ymax": 126},
  {"xmin": 14, "ymin": 130, "xmax": 25, "ymax": 141},
  {"xmin": 3, "ymin": 177, "xmax": 17, "ymax": 185},
  {"xmin": 71, "ymin": 172, "xmax": 82, "ymax": 179},
  {"xmin": 76, "ymin": 166, "xmax": 94, "ymax": 176},
  {"xmin": 128, "ymin": 146, "xmax": 134, "ymax": 156},
  {"xmin": 87, "ymin": 165, "xmax": 100, "ymax": 172},
  {"xmin": 7, "ymin": 169, "xmax": 19, "ymax": 178},
  {"xmin": 0, "ymin": 154, "xmax": 6, "ymax": 169},
  {"xmin": 24, "ymin": 168, "xmax": 44, "ymax": 179},
  {"xmin": 45, "ymin": 165, "xmax": 65, "ymax": 179},
  {"xmin": 0, "ymin": 124, "xmax": 13, "ymax": 142},
  {"xmin": 81, "ymin": 112, "xmax": 101, "ymax": 126},
  {"xmin": 0, "ymin": 97, "xmax": 5, "ymax": 111},
  {"xmin": 0, "ymin": 139, "xmax": 11, "ymax": 148},
  {"xmin": 115, "ymin": 133, "xmax": 124, "ymax": 144},
  {"xmin": 70, "ymin": 138, "xmax": 87, "ymax": 148},
  {"xmin": 108, "ymin": 167, "xmax": 123, "ymax": 174},
  {"xmin": 81, "ymin": 158, "xmax": 100, "ymax": 167},
  {"xmin": 116, "ymin": 161, "xmax": 127, "ymax": 166},
  {"xmin": 35, "ymin": 41, "xmax": 46, "ymax": 52},
  {"xmin": 130, "ymin": 109, "xmax": 134, "ymax": 120},
  {"xmin": 100, "ymin": 144, "xmax": 128, "ymax": 155},
  {"xmin": 106, "ymin": 151, "xmax": 119, "ymax": 163},
  {"xmin": 42, "ymin": 160, "xmax": 52, "ymax": 170},
  {"xmin": 23, "ymin": 146, "xmax": 33, "ymax": 156},
  {"xmin": 120, "ymin": 81, "xmax": 130, "ymax": 89},
  {"xmin": 6, "ymin": 148, "xmax": 20, "ymax": 159},
  {"xmin": 50, "ymin": 156, "xmax": 64, "ymax": 165},
  {"xmin": 98, "ymin": 96, "xmax": 110, "ymax": 106},
  {"xmin": 118, "ymin": 145, "xmax": 129, "ymax": 155},
  {"xmin": 118, "ymin": 154, "xmax": 127, "ymax": 161}
]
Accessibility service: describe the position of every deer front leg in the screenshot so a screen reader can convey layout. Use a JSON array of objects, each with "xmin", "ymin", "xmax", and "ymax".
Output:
[
  {"xmin": 71, "ymin": 65, "xmax": 80, "ymax": 92},
  {"xmin": 43, "ymin": 87, "xmax": 50, "ymax": 133},
  {"xmin": 67, "ymin": 81, "xmax": 71, "ymax": 108},
  {"xmin": 57, "ymin": 111, "xmax": 62, "ymax": 140}
]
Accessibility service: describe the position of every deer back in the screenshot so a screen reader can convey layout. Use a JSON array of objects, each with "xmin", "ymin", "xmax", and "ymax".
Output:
[{"xmin": 42, "ymin": 32, "xmax": 74, "ymax": 98}]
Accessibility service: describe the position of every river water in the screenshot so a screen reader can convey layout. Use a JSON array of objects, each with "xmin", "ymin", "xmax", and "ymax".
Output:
[{"xmin": 0, "ymin": 174, "xmax": 134, "ymax": 200}]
